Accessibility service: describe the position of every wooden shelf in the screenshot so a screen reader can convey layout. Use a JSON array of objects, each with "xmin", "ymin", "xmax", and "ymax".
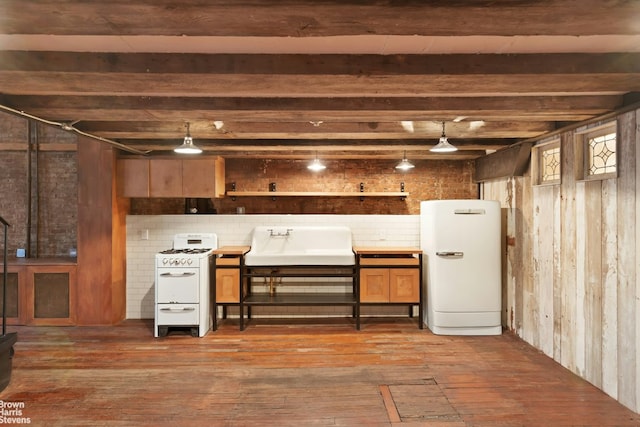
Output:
[
  {"xmin": 226, "ymin": 191, "xmax": 408, "ymax": 197},
  {"xmin": 243, "ymin": 293, "xmax": 356, "ymax": 306}
]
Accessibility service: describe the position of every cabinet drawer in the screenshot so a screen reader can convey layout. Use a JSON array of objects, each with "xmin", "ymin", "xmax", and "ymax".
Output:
[
  {"xmin": 157, "ymin": 304, "xmax": 199, "ymax": 325},
  {"xmin": 216, "ymin": 256, "xmax": 240, "ymax": 266},
  {"xmin": 359, "ymin": 257, "xmax": 419, "ymax": 266}
]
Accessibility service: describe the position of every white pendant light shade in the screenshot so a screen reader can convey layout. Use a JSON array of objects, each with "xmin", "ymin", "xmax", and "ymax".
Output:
[
  {"xmin": 174, "ymin": 122, "xmax": 203, "ymax": 154},
  {"xmin": 307, "ymin": 157, "xmax": 326, "ymax": 172},
  {"xmin": 307, "ymin": 152, "xmax": 326, "ymax": 171},
  {"xmin": 430, "ymin": 122, "xmax": 458, "ymax": 153},
  {"xmin": 395, "ymin": 151, "xmax": 415, "ymax": 170}
]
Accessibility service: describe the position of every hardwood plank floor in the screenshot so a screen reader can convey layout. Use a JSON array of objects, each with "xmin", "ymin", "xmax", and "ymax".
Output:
[{"xmin": 0, "ymin": 318, "xmax": 638, "ymax": 426}]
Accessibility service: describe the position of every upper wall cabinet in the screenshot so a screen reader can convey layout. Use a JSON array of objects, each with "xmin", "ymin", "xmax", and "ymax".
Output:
[{"xmin": 117, "ymin": 157, "xmax": 225, "ymax": 198}]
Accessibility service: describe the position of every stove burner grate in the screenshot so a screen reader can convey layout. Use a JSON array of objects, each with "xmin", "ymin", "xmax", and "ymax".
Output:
[{"xmin": 159, "ymin": 248, "xmax": 212, "ymax": 255}]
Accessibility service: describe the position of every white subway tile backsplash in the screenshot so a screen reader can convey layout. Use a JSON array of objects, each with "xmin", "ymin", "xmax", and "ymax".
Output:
[{"xmin": 126, "ymin": 214, "xmax": 419, "ymax": 319}]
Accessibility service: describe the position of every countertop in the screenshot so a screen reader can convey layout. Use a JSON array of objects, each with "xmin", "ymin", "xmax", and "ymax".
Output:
[
  {"xmin": 352, "ymin": 246, "xmax": 422, "ymax": 255},
  {"xmin": 213, "ymin": 246, "xmax": 251, "ymax": 256}
]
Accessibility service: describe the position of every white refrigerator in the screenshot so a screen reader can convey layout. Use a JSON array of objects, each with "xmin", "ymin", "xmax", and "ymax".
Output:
[{"xmin": 420, "ymin": 199, "xmax": 502, "ymax": 335}]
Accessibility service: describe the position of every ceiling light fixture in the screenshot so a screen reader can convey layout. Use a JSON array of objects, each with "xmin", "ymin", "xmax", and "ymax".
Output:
[
  {"xmin": 430, "ymin": 121, "xmax": 458, "ymax": 153},
  {"xmin": 307, "ymin": 152, "xmax": 326, "ymax": 171},
  {"xmin": 395, "ymin": 151, "xmax": 415, "ymax": 171},
  {"xmin": 174, "ymin": 122, "xmax": 202, "ymax": 154}
]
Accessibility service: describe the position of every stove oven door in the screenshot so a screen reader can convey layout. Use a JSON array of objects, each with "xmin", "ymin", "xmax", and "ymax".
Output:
[{"xmin": 156, "ymin": 267, "xmax": 199, "ymax": 303}]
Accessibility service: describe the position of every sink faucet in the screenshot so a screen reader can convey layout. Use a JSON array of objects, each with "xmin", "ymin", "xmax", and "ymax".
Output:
[{"xmin": 268, "ymin": 228, "xmax": 293, "ymax": 237}]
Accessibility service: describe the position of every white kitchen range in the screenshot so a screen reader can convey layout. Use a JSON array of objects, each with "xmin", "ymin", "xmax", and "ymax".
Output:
[{"xmin": 154, "ymin": 233, "xmax": 218, "ymax": 337}]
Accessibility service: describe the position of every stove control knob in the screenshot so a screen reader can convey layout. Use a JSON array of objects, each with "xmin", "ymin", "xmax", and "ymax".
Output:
[
  {"xmin": 187, "ymin": 259, "xmax": 193, "ymax": 265},
  {"xmin": 180, "ymin": 259, "xmax": 186, "ymax": 265},
  {"xmin": 162, "ymin": 258, "xmax": 168, "ymax": 265}
]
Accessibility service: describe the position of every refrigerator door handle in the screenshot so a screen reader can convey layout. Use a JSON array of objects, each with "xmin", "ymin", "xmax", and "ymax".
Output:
[{"xmin": 436, "ymin": 251, "xmax": 464, "ymax": 257}]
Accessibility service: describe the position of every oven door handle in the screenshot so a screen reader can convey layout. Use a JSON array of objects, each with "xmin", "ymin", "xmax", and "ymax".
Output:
[
  {"xmin": 159, "ymin": 272, "xmax": 196, "ymax": 277},
  {"xmin": 160, "ymin": 307, "xmax": 196, "ymax": 312}
]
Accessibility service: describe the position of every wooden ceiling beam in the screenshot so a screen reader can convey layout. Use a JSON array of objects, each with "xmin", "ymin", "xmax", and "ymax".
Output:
[
  {"xmin": 1, "ymin": 94, "xmax": 622, "ymax": 111},
  {"xmin": 81, "ymin": 120, "xmax": 552, "ymax": 139},
  {"xmin": 0, "ymin": 94, "xmax": 621, "ymax": 120},
  {"xmin": 2, "ymin": 0, "xmax": 639, "ymax": 36},
  {"xmin": 122, "ymin": 138, "xmax": 516, "ymax": 150},
  {"xmin": 124, "ymin": 145, "xmax": 489, "ymax": 160},
  {"xmin": 4, "ymin": 109, "xmax": 599, "ymax": 124},
  {"xmin": 1, "ymin": 72, "xmax": 635, "ymax": 97},
  {"xmin": 2, "ymin": 52, "xmax": 639, "ymax": 75}
]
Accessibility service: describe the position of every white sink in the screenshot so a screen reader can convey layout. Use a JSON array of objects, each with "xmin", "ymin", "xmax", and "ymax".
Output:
[{"xmin": 244, "ymin": 226, "xmax": 355, "ymax": 266}]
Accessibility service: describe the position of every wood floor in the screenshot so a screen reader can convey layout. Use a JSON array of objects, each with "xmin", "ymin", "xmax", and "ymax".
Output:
[{"xmin": 1, "ymin": 318, "xmax": 639, "ymax": 426}]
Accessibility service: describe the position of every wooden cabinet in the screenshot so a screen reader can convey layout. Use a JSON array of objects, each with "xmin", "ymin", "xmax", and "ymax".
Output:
[
  {"xmin": 0, "ymin": 260, "xmax": 77, "ymax": 326},
  {"xmin": 117, "ymin": 157, "xmax": 225, "ymax": 198},
  {"xmin": 360, "ymin": 268, "xmax": 420, "ymax": 303},
  {"xmin": 212, "ymin": 246, "xmax": 250, "ymax": 330},
  {"xmin": 149, "ymin": 159, "xmax": 182, "ymax": 197},
  {"xmin": 216, "ymin": 268, "xmax": 240, "ymax": 303},
  {"xmin": 182, "ymin": 158, "xmax": 225, "ymax": 198},
  {"xmin": 117, "ymin": 158, "xmax": 150, "ymax": 197},
  {"xmin": 354, "ymin": 247, "xmax": 423, "ymax": 328}
]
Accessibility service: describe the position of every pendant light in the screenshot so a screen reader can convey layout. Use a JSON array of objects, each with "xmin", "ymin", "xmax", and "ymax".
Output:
[
  {"xmin": 174, "ymin": 122, "xmax": 202, "ymax": 154},
  {"xmin": 430, "ymin": 121, "xmax": 458, "ymax": 153},
  {"xmin": 307, "ymin": 152, "xmax": 326, "ymax": 171},
  {"xmin": 395, "ymin": 151, "xmax": 415, "ymax": 170}
]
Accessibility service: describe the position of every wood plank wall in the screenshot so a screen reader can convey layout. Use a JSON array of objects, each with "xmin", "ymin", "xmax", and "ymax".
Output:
[{"xmin": 482, "ymin": 108, "xmax": 639, "ymax": 413}]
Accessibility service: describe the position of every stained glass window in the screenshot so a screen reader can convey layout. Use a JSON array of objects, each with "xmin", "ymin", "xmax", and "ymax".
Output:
[
  {"xmin": 587, "ymin": 132, "xmax": 616, "ymax": 177},
  {"xmin": 541, "ymin": 145, "xmax": 561, "ymax": 183},
  {"xmin": 534, "ymin": 140, "xmax": 561, "ymax": 185}
]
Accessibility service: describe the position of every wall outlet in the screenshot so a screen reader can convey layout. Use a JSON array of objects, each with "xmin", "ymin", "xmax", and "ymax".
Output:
[{"xmin": 140, "ymin": 229, "xmax": 149, "ymax": 240}]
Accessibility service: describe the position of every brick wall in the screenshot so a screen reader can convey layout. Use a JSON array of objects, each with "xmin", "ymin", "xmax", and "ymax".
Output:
[
  {"xmin": 0, "ymin": 114, "xmax": 78, "ymax": 257},
  {"xmin": 131, "ymin": 158, "xmax": 477, "ymax": 215}
]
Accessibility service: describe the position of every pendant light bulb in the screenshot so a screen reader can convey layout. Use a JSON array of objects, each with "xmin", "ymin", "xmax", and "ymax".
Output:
[
  {"xmin": 430, "ymin": 121, "xmax": 458, "ymax": 153},
  {"xmin": 307, "ymin": 152, "xmax": 326, "ymax": 171},
  {"xmin": 174, "ymin": 122, "xmax": 203, "ymax": 154},
  {"xmin": 395, "ymin": 150, "xmax": 415, "ymax": 170}
]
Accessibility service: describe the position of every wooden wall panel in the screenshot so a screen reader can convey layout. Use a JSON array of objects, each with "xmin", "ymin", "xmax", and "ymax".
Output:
[
  {"xmin": 584, "ymin": 180, "xmax": 603, "ymax": 387},
  {"xmin": 602, "ymin": 178, "xmax": 619, "ymax": 399},
  {"xmin": 616, "ymin": 111, "xmax": 637, "ymax": 410},
  {"xmin": 482, "ymin": 107, "xmax": 640, "ymax": 414},
  {"xmin": 636, "ymin": 108, "xmax": 640, "ymax": 412},
  {"xmin": 112, "ymin": 152, "xmax": 128, "ymax": 324},
  {"xmin": 77, "ymin": 137, "xmax": 124, "ymax": 325},
  {"xmin": 559, "ymin": 131, "xmax": 577, "ymax": 371}
]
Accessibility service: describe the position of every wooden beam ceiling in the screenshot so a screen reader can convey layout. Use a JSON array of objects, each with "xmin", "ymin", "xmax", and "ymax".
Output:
[{"xmin": 0, "ymin": 0, "xmax": 639, "ymax": 159}]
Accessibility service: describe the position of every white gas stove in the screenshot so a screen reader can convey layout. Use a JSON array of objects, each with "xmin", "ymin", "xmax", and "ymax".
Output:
[{"xmin": 154, "ymin": 233, "xmax": 218, "ymax": 337}]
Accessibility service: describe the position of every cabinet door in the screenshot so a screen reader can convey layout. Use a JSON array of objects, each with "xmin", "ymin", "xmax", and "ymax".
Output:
[
  {"xmin": 360, "ymin": 269, "xmax": 390, "ymax": 302},
  {"xmin": 183, "ymin": 158, "xmax": 225, "ymax": 198},
  {"xmin": 117, "ymin": 158, "xmax": 150, "ymax": 197},
  {"xmin": 149, "ymin": 159, "xmax": 183, "ymax": 197},
  {"xmin": 26, "ymin": 265, "xmax": 77, "ymax": 326},
  {"xmin": 389, "ymin": 268, "xmax": 420, "ymax": 303},
  {"xmin": 216, "ymin": 269, "xmax": 240, "ymax": 303}
]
